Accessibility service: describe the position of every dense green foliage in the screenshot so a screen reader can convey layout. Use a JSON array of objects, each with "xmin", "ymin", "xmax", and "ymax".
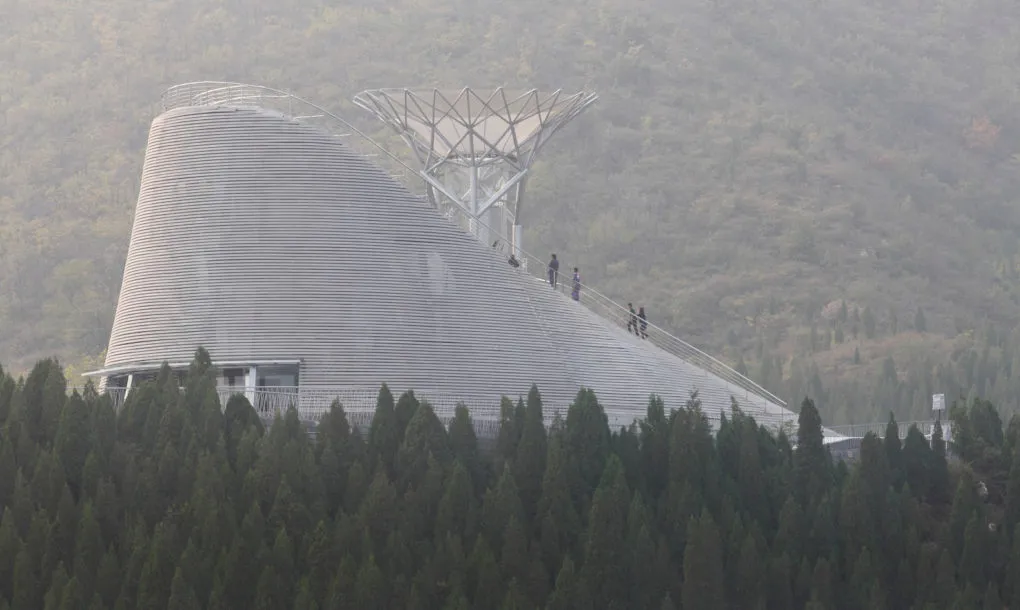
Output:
[
  {"xmin": 3, "ymin": 349, "xmax": 1020, "ymax": 608},
  {"xmin": 6, "ymin": 0, "xmax": 1020, "ymax": 424}
]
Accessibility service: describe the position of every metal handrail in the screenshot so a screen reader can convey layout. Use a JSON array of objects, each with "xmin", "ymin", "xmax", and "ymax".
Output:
[
  {"xmin": 437, "ymin": 203, "xmax": 787, "ymax": 408},
  {"xmin": 826, "ymin": 419, "xmax": 949, "ymax": 440},
  {"xmin": 159, "ymin": 82, "xmax": 421, "ymax": 190}
]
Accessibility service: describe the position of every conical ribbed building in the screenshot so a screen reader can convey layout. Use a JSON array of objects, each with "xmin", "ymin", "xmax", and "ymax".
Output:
[{"xmin": 91, "ymin": 82, "xmax": 801, "ymax": 436}]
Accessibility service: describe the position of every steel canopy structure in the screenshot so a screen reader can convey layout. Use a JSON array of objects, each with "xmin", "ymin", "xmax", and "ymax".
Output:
[{"xmin": 353, "ymin": 88, "xmax": 597, "ymax": 261}]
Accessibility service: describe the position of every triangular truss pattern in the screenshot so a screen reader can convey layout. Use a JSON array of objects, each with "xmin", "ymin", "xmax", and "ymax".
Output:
[{"xmin": 354, "ymin": 88, "xmax": 597, "ymax": 259}]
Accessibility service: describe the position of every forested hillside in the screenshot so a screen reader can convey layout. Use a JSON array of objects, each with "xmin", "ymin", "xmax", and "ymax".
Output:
[
  {"xmin": 5, "ymin": 0, "xmax": 1020, "ymax": 423},
  {"xmin": 0, "ymin": 350, "xmax": 1017, "ymax": 609}
]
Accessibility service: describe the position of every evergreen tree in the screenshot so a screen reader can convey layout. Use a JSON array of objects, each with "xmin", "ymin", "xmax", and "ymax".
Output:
[
  {"xmin": 682, "ymin": 510, "xmax": 725, "ymax": 610},
  {"xmin": 514, "ymin": 385, "xmax": 547, "ymax": 520},
  {"xmin": 494, "ymin": 397, "xmax": 523, "ymax": 474},
  {"xmin": 354, "ymin": 555, "xmax": 385, "ymax": 610},
  {"xmin": 166, "ymin": 567, "xmax": 200, "ymax": 610},
  {"xmin": 546, "ymin": 557, "xmax": 579, "ymax": 610},
  {"xmin": 395, "ymin": 401, "xmax": 449, "ymax": 489},
  {"xmin": 448, "ymin": 404, "xmax": 485, "ymax": 490},
  {"xmin": 929, "ymin": 421, "xmax": 951, "ymax": 504},
  {"xmin": 564, "ymin": 388, "xmax": 610, "ymax": 511},
  {"xmin": 536, "ymin": 431, "xmax": 581, "ymax": 570},
  {"xmin": 735, "ymin": 532, "xmax": 766, "ymax": 609},
  {"xmin": 580, "ymin": 456, "xmax": 630, "ymax": 609},
  {"xmin": 794, "ymin": 398, "xmax": 829, "ymax": 508},
  {"xmin": 367, "ymin": 385, "xmax": 398, "ymax": 474},
  {"xmin": 58, "ymin": 576, "xmax": 84, "ymax": 610},
  {"xmin": 468, "ymin": 537, "xmax": 502, "ymax": 610}
]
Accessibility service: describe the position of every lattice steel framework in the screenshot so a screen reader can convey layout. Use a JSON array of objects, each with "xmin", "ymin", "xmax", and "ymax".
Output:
[{"xmin": 353, "ymin": 88, "xmax": 597, "ymax": 260}]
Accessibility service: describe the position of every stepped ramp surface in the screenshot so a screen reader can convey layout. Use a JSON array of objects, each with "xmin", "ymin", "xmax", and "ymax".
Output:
[{"xmin": 104, "ymin": 103, "xmax": 797, "ymax": 430}]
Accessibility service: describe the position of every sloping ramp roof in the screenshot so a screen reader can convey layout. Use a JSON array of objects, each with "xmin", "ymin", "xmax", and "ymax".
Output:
[{"xmin": 101, "ymin": 103, "xmax": 798, "ymax": 432}]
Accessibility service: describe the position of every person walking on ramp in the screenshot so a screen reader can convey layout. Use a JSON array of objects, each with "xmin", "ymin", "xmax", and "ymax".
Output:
[
  {"xmin": 627, "ymin": 303, "xmax": 639, "ymax": 334},
  {"xmin": 571, "ymin": 268, "xmax": 581, "ymax": 301},
  {"xmin": 638, "ymin": 306, "xmax": 648, "ymax": 338},
  {"xmin": 548, "ymin": 253, "xmax": 560, "ymax": 288}
]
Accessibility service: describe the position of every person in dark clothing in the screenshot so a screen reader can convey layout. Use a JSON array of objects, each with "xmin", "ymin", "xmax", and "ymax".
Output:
[
  {"xmin": 627, "ymin": 303, "xmax": 639, "ymax": 335},
  {"xmin": 571, "ymin": 268, "xmax": 581, "ymax": 301},
  {"xmin": 638, "ymin": 306, "xmax": 648, "ymax": 338},
  {"xmin": 548, "ymin": 253, "xmax": 560, "ymax": 288}
]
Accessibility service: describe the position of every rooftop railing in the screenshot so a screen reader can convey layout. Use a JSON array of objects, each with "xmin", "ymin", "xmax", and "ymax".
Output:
[
  {"xmin": 159, "ymin": 82, "xmax": 422, "ymax": 192},
  {"xmin": 826, "ymin": 419, "xmax": 949, "ymax": 441},
  {"xmin": 443, "ymin": 204, "xmax": 787, "ymax": 410}
]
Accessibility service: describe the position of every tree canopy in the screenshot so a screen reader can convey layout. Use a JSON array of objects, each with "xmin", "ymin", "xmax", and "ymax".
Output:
[{"xmin": 0, "ymin": 353, "xmax": 1014, "ymax": 608}]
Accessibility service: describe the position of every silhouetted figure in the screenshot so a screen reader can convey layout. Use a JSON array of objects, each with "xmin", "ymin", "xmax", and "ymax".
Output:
[
  {"xmin": 508, "ymin": 254, "xmax": 520, "ymax": 268},
  {"xmin": 548, "ymin": 253, "xmax": 560, "ymax": 288},
  {"xmin": 571, "ymin": 268, "xmax": 581, "ymax": 301},
  {"xmin": 639, "ymin": 306, "xmax": 648, "ymax": 338},
  {"xmin": 627, "ymin": 303, "xmax": 639, "ymax": 334}
]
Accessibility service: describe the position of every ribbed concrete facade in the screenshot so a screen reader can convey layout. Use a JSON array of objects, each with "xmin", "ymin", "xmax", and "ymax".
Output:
[{"xmin": 102, "ymin": 102, "xmax": 798, "ymax": 431}]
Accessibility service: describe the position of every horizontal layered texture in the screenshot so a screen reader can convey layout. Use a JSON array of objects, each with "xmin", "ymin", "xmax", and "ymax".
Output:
[{"xmin": 106, "ymin": 104, "xmax": 797, "ymax": 430}]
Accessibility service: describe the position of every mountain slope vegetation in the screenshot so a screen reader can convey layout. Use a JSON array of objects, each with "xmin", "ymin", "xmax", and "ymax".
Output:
[{"xmin": 4, "ymin": 0, "xmax": 1020, "ymax": 422}]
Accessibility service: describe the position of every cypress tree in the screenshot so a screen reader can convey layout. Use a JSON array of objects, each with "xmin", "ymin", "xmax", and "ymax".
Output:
[
  {"xmin": 436, "ymin": 461, "xmax": 476, "ymax": 540},
  {"xmin": 448, "ymin": 404, "xmax": 485, "ymax": 490},
  {"xmin": 793, "ymin": 398, "xmax": 829, "ymax": 509},
  {"xmin": 639, "ymin": 395, "xmax": 670, "ymax": 500},
  {"xmin": 58, "ymin": 576, "xmax": 84, "ymax": 610},
  {"xmin": 735, "ymin": 532, "xmax": 766, "ymax": 609},
  {"xmin": 681, "ymin": 510, "xmax": 725, "ymax": 610},
  {"xmin": 580, "ymin": 456, "xmax": 630, "ymax": 609},
  {"xmin": 884, "ymin": 414, "xmax": 902, "ymax": 483},
  {"xmin": 546, "ymin": 557, "xmax": 578, "ymax": 610},
  {"xmin": 293, "ymin": 578, "xmax": 319, "ymax": 610},
  {"xmin": 901, "ymin": 426, "xmax": 931, "ymax": 499},
  {"xmin": 73, "ymin": 501, "xmax": 103, "ymax": 597},
  {"xmin": 305, "ymin": 521, "xmax": 335, "ymax": 603},
  {"xmin": 367, "ymin": 385, "xmax": 398, "ymax": 474},
  {"xmin": 536, "ymin": 432, "xmax": 580, "ymax": 570},
  {"xmin": 480, "ymin": 466, "xmax": 524, "ymax": 550},
  {"xmin": 358, "ymin": 467, "xmax": 398, "ymax": 551},
  {"xmin": 0, "ymin": 510, "xmax": 19, "ymax": 602},
  {"xmin": 960, "ymin": 513, "xmax": 987, "ymax": 587},
  {"xmin": 514, "ymin": 385, "xmax": 547, "ymax": 521},
  {"xmin": 499, "ymin": 517, "xmax": 528, "ymax": 585},
  {"xmin": 564, "ymin": 388, "xmax": 611, "ymax": 510},
  {"xmin": 166, "ymin": 568, "xmax": 200, "ymax": 610},
  {"xmin": 494, "ymin": 397, "xmax": 521, "ymax": 474},
  {"xmin": 935, "ymin": 549, "xmax": 957, "ymax": 606},
  {"xmin": 626, "ymin": 493, "xmax": 658, "ymax": 610},
  {"xmin": 393, "ymin": 390, "xmax": 420, "ymax": 440},
  {"xmin": 354, "ymin": 555, "xmax": 385, "ymax": 610},
  {"xmin": 396, "ymin": 401, "xmax": 449, "ymax": 489},
  {"xmin": 468, "ymin": 536, "xmax": 502, "ymax": 610},
  {"xmin": 43, "ymin": 562, "xmax": 70, "ymax": 610},
  {"xmin": 984, "ymin": 582, "xmax": 1002, "ymax": 610}
]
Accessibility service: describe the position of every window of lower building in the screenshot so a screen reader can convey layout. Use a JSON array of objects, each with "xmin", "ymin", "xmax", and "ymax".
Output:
[
  {"xmin": 222, "ymin": 368, "xmax": 245, "ymax": 388},
  {"xmin": 257, "ymin": 365, "xmax": 299, "ymax": 389}
]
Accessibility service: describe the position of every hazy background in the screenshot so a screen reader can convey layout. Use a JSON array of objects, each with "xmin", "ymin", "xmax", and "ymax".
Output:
[{"xmin": 3, "ymin": 0, "xmax": 1020, "ymax": 423}]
